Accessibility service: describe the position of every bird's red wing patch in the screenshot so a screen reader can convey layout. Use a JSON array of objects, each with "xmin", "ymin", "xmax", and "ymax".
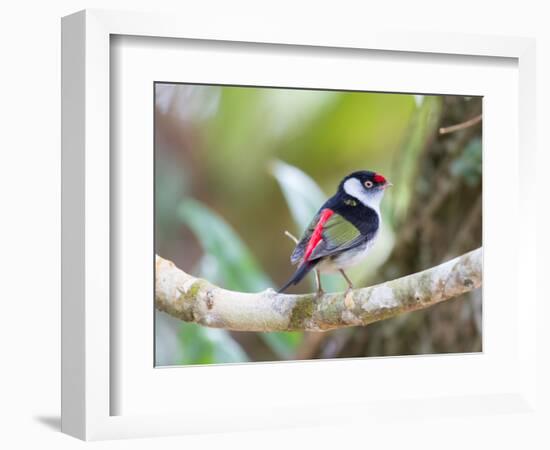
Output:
[{"xmin": 304, "ymin": 208, "xmax": 334, "ymax": 261}]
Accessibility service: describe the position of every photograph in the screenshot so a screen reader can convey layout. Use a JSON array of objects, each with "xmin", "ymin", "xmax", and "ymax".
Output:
[{"xmin": 154, "ymin": 83, "xmax": 482, "ymax": 366}]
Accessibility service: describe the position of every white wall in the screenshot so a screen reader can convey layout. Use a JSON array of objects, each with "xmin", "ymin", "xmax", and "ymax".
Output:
[{"xmin": 0, "ymin": 1, "xmax": 548, "ymax": 448}]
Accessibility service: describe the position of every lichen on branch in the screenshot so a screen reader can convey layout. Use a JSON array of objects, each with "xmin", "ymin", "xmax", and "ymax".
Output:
[{"xmin": 155, "ymin": 248, "xmax": 482, "ymax": 332}]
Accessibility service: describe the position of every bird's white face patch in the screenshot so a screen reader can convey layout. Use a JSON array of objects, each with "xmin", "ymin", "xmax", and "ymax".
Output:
[{"xmin": 343, "ymin": 177, "xmax": 383, "ymax": 213}]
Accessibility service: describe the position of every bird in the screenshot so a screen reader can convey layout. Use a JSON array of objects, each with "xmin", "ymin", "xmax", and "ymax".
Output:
[{"xmin": 278, "ymin": 170, "xmax": 392, "ymax": 296}]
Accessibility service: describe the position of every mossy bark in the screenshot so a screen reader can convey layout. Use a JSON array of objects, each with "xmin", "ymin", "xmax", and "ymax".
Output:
[{"xmin": 155, "ymin": 248, "xmax": 482, "ymax": 332}]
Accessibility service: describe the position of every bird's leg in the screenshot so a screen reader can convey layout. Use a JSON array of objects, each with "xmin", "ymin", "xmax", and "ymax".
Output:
[
  {"xmin": 339, "ymin": 269, "xmax": 354, "ymax": 294},
  {"xmin": 340, "ymin": 269, "xmax": 355, "ymax": 309},
  {"xmin": 315, "ymin": 269, "xmax": 325, "ymax": 298}
]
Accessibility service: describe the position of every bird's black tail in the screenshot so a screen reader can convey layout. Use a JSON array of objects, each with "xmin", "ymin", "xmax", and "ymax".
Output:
[{"xmin": 278, "ymin": 261, "xmax": 318, "ymax": 293}]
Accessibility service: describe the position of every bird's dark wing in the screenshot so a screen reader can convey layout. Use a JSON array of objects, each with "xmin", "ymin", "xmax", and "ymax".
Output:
[
  {"xmin": 308, "ymin": 212, "xmax": 364, "ymax": 260},
  {"xmin": 290, "ymin": 209, "xmax": 364, "ymax": 264},
  {"xmin": 290, "ymin": 210, "xmax": 322, "ymax": 264}
]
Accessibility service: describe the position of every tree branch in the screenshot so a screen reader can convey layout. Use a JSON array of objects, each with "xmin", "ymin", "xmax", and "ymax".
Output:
[
  {"xmin": 439, "ymin": 114, "xmax": 482, "ymax": 135},
  {"xmin": 155, "ymin": 248, "xmax": 482, "ymax": 332}
]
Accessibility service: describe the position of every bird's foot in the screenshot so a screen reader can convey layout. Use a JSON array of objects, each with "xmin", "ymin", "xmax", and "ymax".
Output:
[
  {"xmin": 344, "ymin": 288, "xmax": 355, "ymax": 309},
  {"xmin": 316, "ymin": 288, "xmax": 325, "ymax": 299}
]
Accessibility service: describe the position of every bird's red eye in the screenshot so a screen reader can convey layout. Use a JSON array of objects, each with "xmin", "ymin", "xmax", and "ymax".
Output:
[{"xmin": 373, "ymin": 174, "xmax": 386, "ymax": 184}]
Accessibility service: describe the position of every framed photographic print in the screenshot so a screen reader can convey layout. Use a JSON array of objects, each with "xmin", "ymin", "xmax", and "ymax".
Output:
[
  {"xmin": 61, "ymin": 9, "xmax": 537, "ymax": 441},
  {"xmin": 153, "ymin": 83, "xmax": 483, "ymax": 367}
]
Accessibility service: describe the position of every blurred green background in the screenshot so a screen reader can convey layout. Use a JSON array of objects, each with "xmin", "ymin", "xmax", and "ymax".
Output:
[{"xmin": 154, "ymin": 83, "xmax": 482, "ymax": 366}]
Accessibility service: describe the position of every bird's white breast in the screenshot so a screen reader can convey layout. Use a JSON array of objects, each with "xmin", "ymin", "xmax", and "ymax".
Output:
[{"xmin": 317, "ymin": 231, "xmax": 378, "ymax": 273}]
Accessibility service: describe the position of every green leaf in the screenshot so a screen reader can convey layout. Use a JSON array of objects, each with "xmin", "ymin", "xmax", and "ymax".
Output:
[
  {"xmin": 261, "ymin": 332, "xmax": 303, "ymax": 359},
  {"xmin": 178, "ymin": 198, "xmax": 272, "ymax": 292},
  {"xmin": 269, "ymin": 159, "xmax": 326, "ymax": 232},
  {"xmin": 390, "ymin": 96, "xmax": 443, "ymax": 224},
  {"xmin": 178, "ymin": 198, "xmax": 302, "ymax": 358},
  {"xmin": 179, "ymin": 323, "xmax": 249, "ymax": 365}
]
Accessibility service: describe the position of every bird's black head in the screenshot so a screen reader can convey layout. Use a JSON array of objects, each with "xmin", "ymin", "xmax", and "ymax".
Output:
[
  {"xmin": 338, "ymin": 170, "xmax": 391, "ymax": 193},
  {"xmin": 333, "ymin": 170, "xmax": 392, "ymax": 209}
]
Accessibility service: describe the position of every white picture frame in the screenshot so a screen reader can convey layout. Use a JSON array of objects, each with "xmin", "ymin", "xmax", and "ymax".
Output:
[{"xmin": 61, "ymin": 9, "xmax": 537, "ymax": 441}]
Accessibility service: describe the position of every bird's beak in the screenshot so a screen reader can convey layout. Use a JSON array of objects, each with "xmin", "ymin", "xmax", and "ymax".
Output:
[{"xmin": 385, "ymin": 181, "xmax": 393, "ymax": 189}]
